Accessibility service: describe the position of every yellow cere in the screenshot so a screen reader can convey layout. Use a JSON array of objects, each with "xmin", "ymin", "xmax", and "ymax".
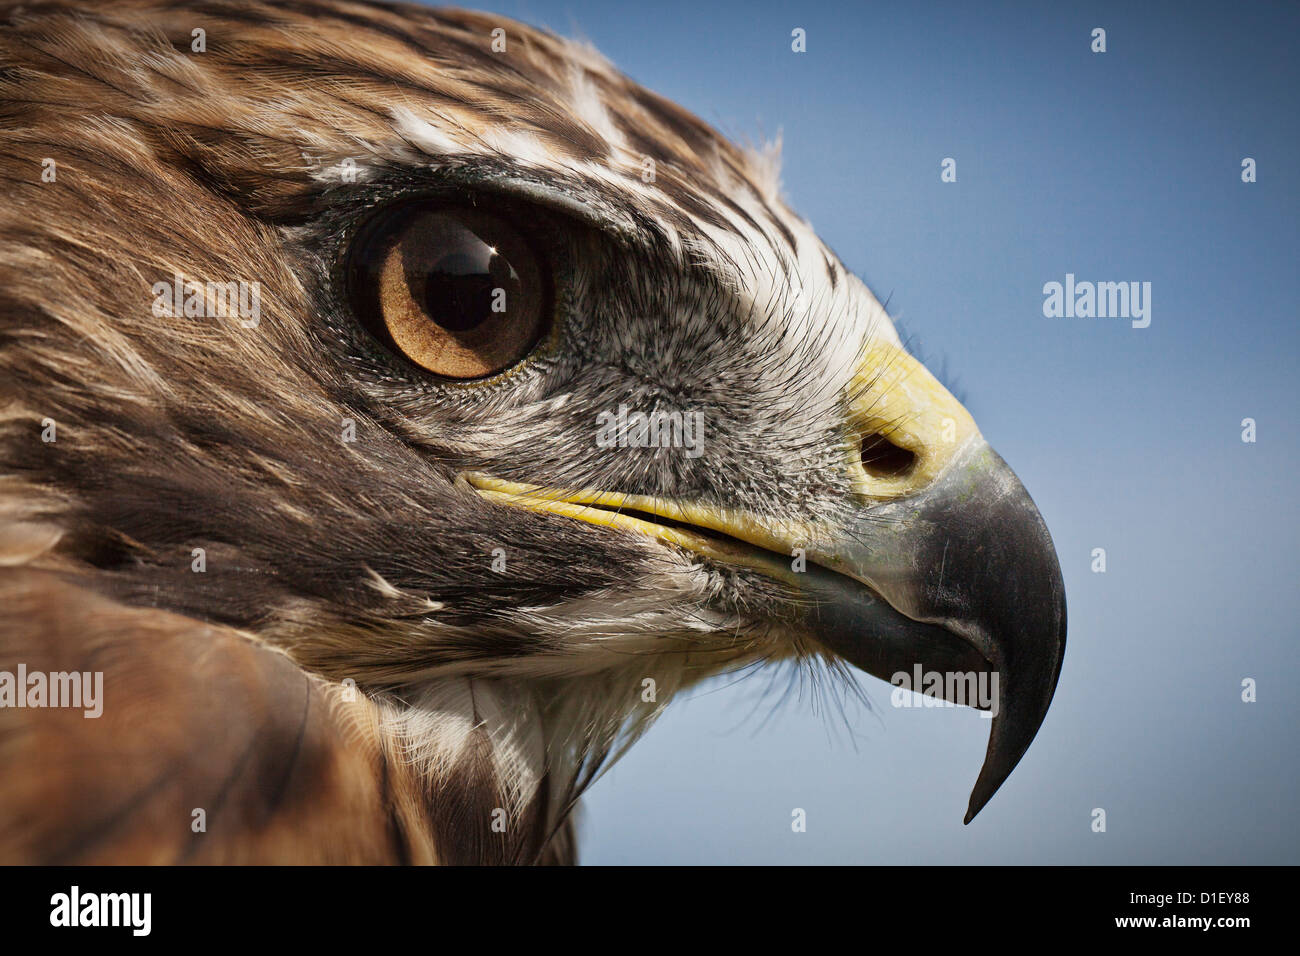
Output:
[{"xmin": 847, "ymin": 342, "xmax": 979, "ymax": 499}]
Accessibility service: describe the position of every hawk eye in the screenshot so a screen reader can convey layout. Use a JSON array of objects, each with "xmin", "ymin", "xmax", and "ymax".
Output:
[{"xmin": 347, "ymin": 202, "xmax": 549, "ymax": 379}]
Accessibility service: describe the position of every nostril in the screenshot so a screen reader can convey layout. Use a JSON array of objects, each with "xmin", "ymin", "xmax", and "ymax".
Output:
[{"xmin": 860, "ymin": 432, "xmax": 917, "ymax": 478}]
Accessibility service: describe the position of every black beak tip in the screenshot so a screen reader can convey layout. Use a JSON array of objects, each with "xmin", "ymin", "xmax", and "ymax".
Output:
[
  {"xmin": 962, "ymin": 596, "xmax": 1067, "ymax": 825},
  {"xmin": 963, "ymin": 779, "xmax": 996, "ymax": 825},
  {"xmin": 963, "ymin": 756, "xmax": 1001, "ymax": 824}
]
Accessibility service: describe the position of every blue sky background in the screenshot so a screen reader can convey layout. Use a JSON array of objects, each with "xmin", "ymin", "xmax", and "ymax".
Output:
[{"xmin": 441, "ymin": 0, "xmax": 1299, "ymax": 863}]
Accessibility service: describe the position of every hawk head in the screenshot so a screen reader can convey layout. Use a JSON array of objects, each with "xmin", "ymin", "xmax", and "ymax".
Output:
[{"xmin": 0, "ymin": 0, "xmax": 1065, "ymax": 863}]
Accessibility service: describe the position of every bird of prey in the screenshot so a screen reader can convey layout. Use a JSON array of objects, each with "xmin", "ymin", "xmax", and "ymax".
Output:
[{"xmin": 0, "ymin": 0, "xmax": 1065, "ymax": 864}]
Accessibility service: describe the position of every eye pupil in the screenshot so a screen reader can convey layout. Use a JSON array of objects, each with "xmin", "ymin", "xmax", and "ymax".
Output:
[{"xmin": 422, "ymin": 226, "xmax": 523, "ymax": 333}]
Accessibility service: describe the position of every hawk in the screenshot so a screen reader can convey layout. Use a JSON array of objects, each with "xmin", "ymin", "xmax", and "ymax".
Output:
[{"xmin": 0, "ymin": 0, "xmax": 1066, "ymax": 864}]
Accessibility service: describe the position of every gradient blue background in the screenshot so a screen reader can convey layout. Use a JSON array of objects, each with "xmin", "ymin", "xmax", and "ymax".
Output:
[{"xmin": 442, "ymin": 0, "xmax": 1300, "ymax": 863}]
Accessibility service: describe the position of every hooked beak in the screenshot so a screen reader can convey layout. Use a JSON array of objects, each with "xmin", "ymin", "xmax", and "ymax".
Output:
[
  {"xmin": 463, "ymin": 344, "xmax": 1066, "ymax": 823},
  {"xmin": 801, "ymin": 436, "xmax": 1066, "ymax": 823}
]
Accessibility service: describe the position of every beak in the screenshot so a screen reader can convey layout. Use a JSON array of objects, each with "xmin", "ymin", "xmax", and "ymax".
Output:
[
  {"xmin": 801, "ymin": 436, "xmax": 1066, "ymax": 823},
  {"xmin": 462, "ymin": 344, "xmax": 1066, "ymax": 823},
  {"xmin": 802, "ymin": 342, "xmax": 1066, "ymax": 822}
]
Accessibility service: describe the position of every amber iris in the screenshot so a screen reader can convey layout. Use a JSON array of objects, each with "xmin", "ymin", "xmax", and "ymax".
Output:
[{"xmin": 351, "ymin": 203, "xmax": 548, "ymax": 379}]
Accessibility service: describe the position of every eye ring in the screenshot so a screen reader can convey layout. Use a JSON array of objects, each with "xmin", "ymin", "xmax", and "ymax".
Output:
[{"xmin": 346, "ymin": 199, "xmax": 553, "ymax": 381}]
